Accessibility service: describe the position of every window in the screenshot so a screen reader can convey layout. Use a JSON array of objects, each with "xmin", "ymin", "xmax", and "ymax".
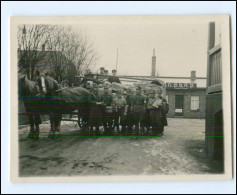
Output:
[
  {"xmin": 191, "ymin": 96, "xmax": 199, "ymax": 110},
  {"xmin": 209, "ymin": 49, "xmax": 222, "ymax": 86},
  {"xmin": 175, "ymin": 95, "xmax": 184, "ymax": 116}
]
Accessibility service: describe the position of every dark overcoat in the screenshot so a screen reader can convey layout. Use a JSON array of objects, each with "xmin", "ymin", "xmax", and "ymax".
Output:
[{"xmin": 160, "ymin": 97, "xmax": 169, "ymax": 126}]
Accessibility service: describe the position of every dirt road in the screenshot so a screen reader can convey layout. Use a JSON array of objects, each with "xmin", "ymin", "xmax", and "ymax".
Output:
[{"xmin": 19, "ymin": 118, "xmax": 223, "ymax": 176}]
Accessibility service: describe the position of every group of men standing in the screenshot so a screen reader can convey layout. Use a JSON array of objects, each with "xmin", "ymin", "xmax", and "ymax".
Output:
[
  {"xmin": 81, "ymin": 69, "xmax": 169, "ymax": 136},
  {"xmin": 81, "ymin": 67, "xmax": 121, "ymax": 85}
]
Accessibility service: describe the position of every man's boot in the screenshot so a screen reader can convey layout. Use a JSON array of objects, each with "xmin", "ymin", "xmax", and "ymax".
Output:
[
  {"xmin": 35, "ymin": 125, "xmax": 40, "ymax": 139},
  {"xmin": 95, "ymin": 126, "xmax": 100, "ymax": 136},
  {"xmin": 135, "ymin": 124, "xmax": 139, "ymax": 135},
  {"xmin": 48, "ymin": 124, "xmax": 55, "ymax": 138},
  {"xmin": 121, "ymin": 126, "xmax": 126, "ymax": 135},
  {"xmin": 27, "ymin": 125, "xmax": 35, "ymax": 138}
]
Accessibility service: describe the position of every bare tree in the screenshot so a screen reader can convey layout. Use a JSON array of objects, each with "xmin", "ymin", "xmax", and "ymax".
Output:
[
  {"xmin": 45, "ymin": 26, "xmax": 69, "ymax": 83},
  {"xmin": 17, "ymin": 24, "xmax": 56, "ymax": 80},
  {"xmin": 46, "ymin": 26, "xmax": 98, "ymax": 85},
  {"xmin": 17, "ymin": 24, "xmax": 98, "ymax": 85},
  {"xmin": 76, "ymin": 35, "xmax": 97, "ymax": 76}
]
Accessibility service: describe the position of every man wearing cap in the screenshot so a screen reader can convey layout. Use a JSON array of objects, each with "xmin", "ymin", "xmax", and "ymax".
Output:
[
  {"xmin": 130, "ymin": 86, "xmax": 146, "ymax": 135},
  {"xmin": 81, "ymin": 68, "xmax": 96, "ymax": 85},
  {"xmin": 108, "ymin": 69, "xmax": 121, "ymax": 84},
  {"xmin": 102, "ymin": 70, "xmax": 109, "ymax": 82},
  {"xmin": 147, "ymin": 89, "xmax": 168, "ymax": 136},
  {"xmin": 99, "ymin": 85, "xmax": 113, "ymax": 134},
  {"xmin": 80, "ymin": 80, "xmax": 93, "ymax": 91},
  {"xmin": 100, "ymin": 67, "xmax": 105, "ymax": 75},
  {"xmin": 87, "ymin": 85, "xmax": 96, "ymax": 134},
  {"xmin": 122, "ymin": 88, "xmax": 134, "ymax": 134},
  {"xmin": 91, "ymin": 83, "xmax": 99, "ymax": 99},
  {"xmin": 96, "ymin": 67, "xmax": 106, "ymax": 83},
  {"xmin": 147, "ymin": 90, "xmax": 161, "ymax": 135},
  {"xmin": 112, "ymin": 90, "xmax": 128, "ymax": 135},
  {"xmin": 104, "ymin": 70, "xmax": 109, "ymax": 75},
  {"xmin": 141, "ymin": 89, "xmax": 151, "ymax": 135},
  {"xmin": 157, "ymin": 88, "xmax": 169, "ymax": 135},
  {"xmin": 88, "ymin": 83, "xmax": 103, "ymax": 134}
]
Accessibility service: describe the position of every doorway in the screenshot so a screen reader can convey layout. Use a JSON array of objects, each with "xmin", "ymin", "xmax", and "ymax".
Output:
[{"xmin": 175, "ymin": 95, "xmax": 184, "ymax": 116}]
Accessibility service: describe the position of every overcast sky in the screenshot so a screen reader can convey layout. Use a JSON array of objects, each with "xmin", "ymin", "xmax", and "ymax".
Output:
[{"xmin": 75, "ymin": 16, "xmax": 221, "ymax": 77}]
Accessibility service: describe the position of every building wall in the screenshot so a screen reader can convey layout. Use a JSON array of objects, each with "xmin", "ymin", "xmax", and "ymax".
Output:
[
  {"xmin": 166, "ymin": 88, "xmax": 206, "ymax": 119},
  {"xmin": 205, "ymin": 92, "xmax": 223, "ymax": 160}
]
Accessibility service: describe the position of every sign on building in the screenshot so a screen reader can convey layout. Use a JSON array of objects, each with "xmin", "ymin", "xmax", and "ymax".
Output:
[{"xmin": 165, "ymin": 83, "xmax": 197, "ymax": 89}]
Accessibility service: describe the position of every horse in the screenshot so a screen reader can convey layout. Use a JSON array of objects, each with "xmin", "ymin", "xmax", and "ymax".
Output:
[
  {"xmin": 19, "ymin": 74, "xmax": 93, "ymax": 138},
  {"xmin": 37, "ymin": 73, "xmax": 94, "ymax": 136},
  {"xmin": 18, "ymin": 74, "xmax": 44, "ymax": 138},
  {"xmin": 36, "ymin": 73, "xmax": 62, "ymax": 135}
]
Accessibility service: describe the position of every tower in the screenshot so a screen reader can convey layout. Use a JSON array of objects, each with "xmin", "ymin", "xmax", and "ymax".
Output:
[
  {"xmin": 151, "ymin": 49, "xmax": 156, "ymax": 77},
  {"xmin": 190, "ymin": 70, "xmax": 196, "ymax": 83}
]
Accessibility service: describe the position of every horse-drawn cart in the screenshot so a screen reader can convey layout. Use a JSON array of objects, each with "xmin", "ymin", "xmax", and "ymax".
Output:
[{"xmin": 60, "ymin": 111, "xmax": 87, "ymax": 128}]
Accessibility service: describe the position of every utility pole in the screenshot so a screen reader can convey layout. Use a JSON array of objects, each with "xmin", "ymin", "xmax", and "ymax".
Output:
[{"xmin": 151, "ymin": 49, "xmax": 156, "ymax": 78}]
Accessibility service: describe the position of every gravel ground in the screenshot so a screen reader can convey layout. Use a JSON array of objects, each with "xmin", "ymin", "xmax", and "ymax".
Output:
[{"xmin": 18, "ymin": 118, "xmax": 224, "ymax": 176}]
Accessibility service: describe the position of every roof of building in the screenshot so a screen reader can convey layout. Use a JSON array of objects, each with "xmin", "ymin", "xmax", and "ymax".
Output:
[
  {"xmin": 119, "ymin": 75, "xmax": 206, "ymax": 88},
  {"xmin": 18, "ymin": 50, "xmax": 71, "ymax": 67}
]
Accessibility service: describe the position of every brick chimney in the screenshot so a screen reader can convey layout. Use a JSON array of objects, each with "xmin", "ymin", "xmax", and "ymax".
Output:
[
  {"xmin": 151, "ymin": 49, "xmax": 156, "ymax": 78},
  {"xmin": 190, "ymin": 70, "xmax": 196, "ymax": 83}
]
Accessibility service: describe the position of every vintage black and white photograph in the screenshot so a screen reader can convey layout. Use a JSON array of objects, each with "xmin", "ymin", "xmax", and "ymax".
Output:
[{"xmin": 10, "ymin": 15, "xmax": 232, "ymax": 182}]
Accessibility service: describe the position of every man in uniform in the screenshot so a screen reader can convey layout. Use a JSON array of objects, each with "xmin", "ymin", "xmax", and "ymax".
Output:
[
  {"xmin": 112, "ymin": 90, "xmax": 128, "ymax": 135},
  {"xmin": 99, "ymin": 85, "xmax": 113, "ymax": 134},
  {"xmin": 108, "ymin": 69, "xmax": 121, "ymax": 84},
  {"xmin": 147, "ymin": 89, "xmax": 168, "ymax": 136},
  {"xmin": 86, "ymin": 85, "xmax": 95, "ymax": 134},
  {"xmin": 81, "ymin": 68, "xmax": 96, "ymax": 86},
  {"xmin": 91, "ymin": 83, "xmax": 99, "ymax": 100},
  {"xmin": 121, "ymin": 90, "xmax": 129, "ymax": 134},
  {"xmin": 157, "ymin": 88, "xmax": 169, "ymax": 135},
  {"xmin": 131, "ymin": 86, "xmax": 146, "ymax": 135},
  {"xmin": 104, "ymin": 70, "xmax": 109, "ymax": 76},
  {"xmin": 97, "ymin": 67, "xmax": 106, "ymax": 83},
  {"xmin": 147, "ymin": 90, "xmax": 161, "ymax": 135},
  {"xmin": 99, "ymin": 67, "xmax": 105, "ymax": 75},
  {"xmin": 122, "ymin": 88, "xmax": 133, "ymax": 134},
  {"xmin": 141, "ymin": 89, "xmax": 151, "ymax": 135},
  {"xmin": 88, "ymin": 83, "xmax": 103, "ymax": 135}
]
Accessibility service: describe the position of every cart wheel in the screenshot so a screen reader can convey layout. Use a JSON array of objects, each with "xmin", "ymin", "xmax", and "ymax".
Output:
[
  {"xmin": 111, "ymin": 118, "xmax": 116, "ymax": 131},
  {"xmin": 77, "ymin": 116, "xmax": 85, "ymax": 128}
]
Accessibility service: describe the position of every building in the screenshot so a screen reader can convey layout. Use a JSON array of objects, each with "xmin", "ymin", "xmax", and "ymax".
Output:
[
  {"xmin": 150, "ymin": 49, "xmax": 207, "ymax": 118},
  {"xmin": 161, "ymin": 71, "xmax": 206, "ymax": 119},
  {"xmin": 205, "ymin": 22, "xmax": 223, "ymax": 161}
]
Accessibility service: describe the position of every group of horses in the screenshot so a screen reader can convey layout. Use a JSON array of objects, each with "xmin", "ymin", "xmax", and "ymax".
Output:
[{"xmin": 18, "ymin": 74, "xmax": 92, "ymax": 138}]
